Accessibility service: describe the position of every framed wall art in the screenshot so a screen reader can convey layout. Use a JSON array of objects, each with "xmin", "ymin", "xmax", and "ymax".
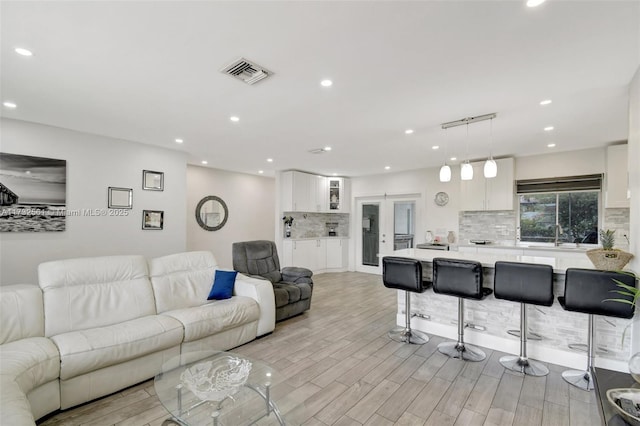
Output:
[
  {"xmin": 107, "ymin": 187, "xmax": 133, "ymax": 209},
  {"xmin": 142, "ymin": 170, "xmax": 164, "ymax": 191},
  {"xmin": 142, "ymin": 210, "xmax": 164, "ymax": 230}
]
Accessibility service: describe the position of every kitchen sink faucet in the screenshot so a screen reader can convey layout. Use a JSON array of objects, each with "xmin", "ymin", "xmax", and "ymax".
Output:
[{"xmin": 555, "ymin": 224, "xmax": 563, "ymax": 247}]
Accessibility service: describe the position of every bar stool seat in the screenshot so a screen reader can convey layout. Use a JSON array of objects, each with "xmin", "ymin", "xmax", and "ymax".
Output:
[
  {"xmin": 382, "ymin": 256, "xmax": 431, "ymax": 345},
  {"xmin": 494, "ymin": 261, "xmax": 554, "ymax": 376},
  {"xmin": 433, "ymin": 258, "xmax": 492, "ymax": 361},
  {"xmin": 559, "ymin": 268, "xmax": 636, "ymax": 391}
]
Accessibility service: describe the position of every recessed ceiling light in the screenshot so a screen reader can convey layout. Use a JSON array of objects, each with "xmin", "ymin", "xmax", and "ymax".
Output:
[
  {"xmin": 432, "ymin": 146, "xmax": 439, "ymax": 150},
  {"xmin": 450, "ymin": 157, "xmax": 457, "ymax": 161},
  {"xmin": 320, "ymin": 79, "xmax": 333, "ymax": 87},
  {"xmin": 332, "ymin": 173, "xmax": 338, "ymax": 176},
  {"xmin": 175, "ymin": 138, "xmax": 184, "ymax": 144},
  {"xmin": 544, "ymin": 126, "xmax": 554, "ymax": 131},
  {"xmin": 230, "ymin": 116, "xmax": 239, "ymax": 122},
  {"xmin": 258, "ymin": 170, "xmax": 264, "ymax": 174},
  {"xmin": 14, "ymin": 47, "xmax": 33, "ymax": 56},
  {"xmin": 324, "ymin": 146, "xmax": 332, "ymax": 151},
  {"xmin": 526, "ymin": 0, "xmax": 546, "ymax": 7},
  {"xmin": 540, "ymin": 99, "xmax": 552, "ymax": 105},
  {"xmin": 405, "ymin": 129, "xmax": 414, "ymax": 135},
  {"xmin": 385, "ymin": 166, "xmax": 391, "ymax": 170},
  {"xmin": 3, "ymin": 101, "xmax": 17, "ymax": 109},
  {"xmin": 547, "ymin": 143, "xmax": 556, "ymax": 148},
  {"xmin": 201, "ymin": 160, "xmax": 208, "ymax": 165},
  {"xmin": 266, "ymin": 158, "xmax": 273, "ymax": 162}
]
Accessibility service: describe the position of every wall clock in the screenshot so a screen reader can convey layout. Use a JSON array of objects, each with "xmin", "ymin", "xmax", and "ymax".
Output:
[{"xmin": 434, "ymin": 191, "xmax": 449, "ymax": 206}]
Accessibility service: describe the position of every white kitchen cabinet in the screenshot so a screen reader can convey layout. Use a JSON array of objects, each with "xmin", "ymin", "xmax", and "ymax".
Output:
[
  {"xmin": 460, "ymin": 158, "xmax": 514, "ymax": 211},
  {"xmin": 282, "ymin": 238, "xmax": 347, "ymax": 272},
  {"xmin": 605, "ymin": 144, "xmax": 629, "ymax": 208},
  {"xmin": 326, "ymin": 238, "xmax": 348, "ymax": 269},
  {"xmin": 280, "ymin": 171, "xmax": 326, "ymax": 212},
  {"xmin": 327, "ymin": 177, "xmax": 350, "ymax": 213}
]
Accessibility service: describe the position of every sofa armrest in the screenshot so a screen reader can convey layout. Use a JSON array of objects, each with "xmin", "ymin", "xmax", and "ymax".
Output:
[
  {"xmin": 234, "ymin": 273, "xmax": 276, "ymax": 336},
  {"xmin": 282, "ymin": 267, "xmax": 313, "ymax": 284}
]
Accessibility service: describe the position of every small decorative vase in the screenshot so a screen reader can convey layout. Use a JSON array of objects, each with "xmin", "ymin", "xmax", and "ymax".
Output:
[
  {"xmin": 630, "ymin": 352, "xmax": 640, "ymax": 384},
  {"xmin": 447, "ymin": 231, "xmax": 456, "ymax": 244},
  {"xmin": 586, "ymin": 249, "xmax": 633, "ymax": 270}
]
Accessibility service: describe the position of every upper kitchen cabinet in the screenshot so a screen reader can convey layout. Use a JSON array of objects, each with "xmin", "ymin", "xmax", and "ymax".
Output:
[
  {"xmin": 281, "ymin": 171, "xmax": 349, "ymax": 213},
  {"xmin": 460, "ymin": 157, "xmax": 514, "ymax": 211},
  {"xmin": 327, "ymin": 177, "xmax": 350, "ymax": 213},
  {"xmin": 605, "ymin": 144, "xmax": 630, "ymax": 208},
  {"xmin": 281, "ymin": 171, "xmax": 326, "ymax": 212}
]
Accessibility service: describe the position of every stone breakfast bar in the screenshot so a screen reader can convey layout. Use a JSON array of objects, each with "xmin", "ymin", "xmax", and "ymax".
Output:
[{"xmin": 391, "ymin": 248, "xmax": 636, "ymax": 372}]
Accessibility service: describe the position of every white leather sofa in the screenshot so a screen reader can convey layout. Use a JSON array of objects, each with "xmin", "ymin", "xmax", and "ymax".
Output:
[
  {"xmin": 0, "ymin": 284, "xmax": 61, "ymax": 425},
  {"xmin": 0, "ymin": 250, "xmax": 276, "ymax": 424},
  {"xmin": 148, "ymin": 251, "xmax": 276, "ymax": 353}
]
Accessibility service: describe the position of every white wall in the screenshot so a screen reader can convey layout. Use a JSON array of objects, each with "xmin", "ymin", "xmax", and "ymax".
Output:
[
  {"xmin": 0, "ymin": 118, "xmax": 187, "ymax": 285},
  {"xmin": 627, "ymin": 67, "xmax": 640, "ymax": 353},
  {"xmin": 515, "ymin": 147, "xmax": 605, "ymax": 180},
  {"xmin": 187, "ymin": 165, "xmax": 275, "ymax": 269}
]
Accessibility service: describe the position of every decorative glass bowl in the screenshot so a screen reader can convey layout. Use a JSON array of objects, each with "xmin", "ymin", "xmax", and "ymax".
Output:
[{"xmin": 180, "ymin": 356, "xmax": 252, "ymax": 401}]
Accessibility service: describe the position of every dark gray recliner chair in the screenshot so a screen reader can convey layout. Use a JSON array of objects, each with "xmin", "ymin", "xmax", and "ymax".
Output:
[{"xmin": 232, "ymin": 240, "xmax": 313, "ymax": 322}]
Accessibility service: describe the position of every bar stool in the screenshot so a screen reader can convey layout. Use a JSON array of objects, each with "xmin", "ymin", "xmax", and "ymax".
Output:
[
  {"xmin": 432, "ymin": 258, "xmax": 492, "ymax": 361},
  {"xmin": 559, "ymin": 268, "xmax": 636, "ymax": 391},
  {"xmin": 494, "ymin": 261, "xmax": 554, "ymax": 376},
  {"xmin": 382, "ymin": 256, "xmax": 430, "ymax": 345}
]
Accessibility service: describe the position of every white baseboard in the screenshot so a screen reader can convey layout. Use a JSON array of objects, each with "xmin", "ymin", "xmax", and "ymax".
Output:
[{"xmin": 398, "ymin": 314, "xmax": 629, "ymax": 373}]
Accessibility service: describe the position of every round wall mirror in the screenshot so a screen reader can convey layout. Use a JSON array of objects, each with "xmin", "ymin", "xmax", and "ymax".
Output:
[{"xmin": 195, "ymin": 196, "xmax": 228, "ymax": 231}]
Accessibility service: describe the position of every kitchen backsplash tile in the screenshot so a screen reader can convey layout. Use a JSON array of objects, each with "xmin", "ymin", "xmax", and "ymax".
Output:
[
  {"xmin": 459, "ymin": 210, "xmax": 516, "ymax": 245},
  {"xmin": 604, "ymin": 208, "xmax": 630, "ymax": 250},
  {"xmin": 283, "ymin": 212, "xmax": 350, "ymax": 238}
]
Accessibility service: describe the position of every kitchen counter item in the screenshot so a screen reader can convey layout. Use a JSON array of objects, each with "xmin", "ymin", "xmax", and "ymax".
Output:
[
  {"xmin": 416, "ymin": 243, "xmax": 449, "ymax": 250},
  {"xmin": 470, "ymin": 240, "xmax": 492, "ymax": 245}
]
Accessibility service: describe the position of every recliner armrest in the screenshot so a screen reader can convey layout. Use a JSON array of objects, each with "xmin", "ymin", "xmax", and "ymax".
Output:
[{"xmin": 282, "ymin": 267, "xmax": 313, "ymax": 284}]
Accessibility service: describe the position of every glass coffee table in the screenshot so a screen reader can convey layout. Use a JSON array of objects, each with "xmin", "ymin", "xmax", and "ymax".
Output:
[{"xmin": 155, "ymin": 350, "xmax": 286, "ymax": 425}]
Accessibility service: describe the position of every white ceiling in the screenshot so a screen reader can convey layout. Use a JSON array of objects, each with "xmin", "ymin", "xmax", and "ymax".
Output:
[{"xmin": 1, "ymin": 1, "xmax": 639, "ymax": 177}]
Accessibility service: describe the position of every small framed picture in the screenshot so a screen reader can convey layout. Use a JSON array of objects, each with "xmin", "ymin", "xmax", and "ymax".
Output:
[
  {"xmin": 142, "ymin": 210, "xmax": 164, "ymax": 230},
  {"xmin": 108, "ymin": 187, "xmax": 133, "ymax": 209},
  {"xmin": 142, "ymin": 170, "xmax": 164, "ymax": 191}
]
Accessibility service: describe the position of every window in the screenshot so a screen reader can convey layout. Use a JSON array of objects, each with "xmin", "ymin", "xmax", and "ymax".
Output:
[
  {"xmin": 517, "ymin": 174, "xmax": 601, "ymax": 245},
  {"xmin": 519, "ymin": 192, "xmax": 599, "ymax": 244}
]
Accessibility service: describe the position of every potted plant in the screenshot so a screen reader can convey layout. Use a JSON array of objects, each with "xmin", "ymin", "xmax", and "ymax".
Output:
[{"xmin": 587, "ymin": 229, "xmax": 633, "ymax": 270}]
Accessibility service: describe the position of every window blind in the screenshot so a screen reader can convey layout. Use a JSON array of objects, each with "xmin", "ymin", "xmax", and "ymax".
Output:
[{"xmin": 516, "ymin": 174, "xmax": 602, "ymax": 194}]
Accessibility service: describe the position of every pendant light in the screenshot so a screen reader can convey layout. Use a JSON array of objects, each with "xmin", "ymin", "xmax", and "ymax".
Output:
[
  {"xmin": 484, "ymin": 118, "xmax": 497, "ymax": 178},
  {"xmin": 439, "ymin": 128, "xmax": 451, "ymax": 182},
  {"xmin": 461, "ymin": 123, "xmax": 473, "ymax": 180}
]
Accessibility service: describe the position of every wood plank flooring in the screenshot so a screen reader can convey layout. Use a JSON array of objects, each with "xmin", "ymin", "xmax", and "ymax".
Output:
[{"xmin": 38, "ymin": 271, "xmax": 602, "ymax": 426}]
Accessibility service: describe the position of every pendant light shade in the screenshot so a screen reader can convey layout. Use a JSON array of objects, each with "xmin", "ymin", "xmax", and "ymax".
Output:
[
  {"xmin": 439, "ymin": 164, "xmax": 451, "ymax": 182},
  {"xmin": 484, "ymin": 158, "xmax": 497, "ymax": 178},
  {"xmin": 461, "ymin": 162, "xmax": 473, "ymax": 180}
]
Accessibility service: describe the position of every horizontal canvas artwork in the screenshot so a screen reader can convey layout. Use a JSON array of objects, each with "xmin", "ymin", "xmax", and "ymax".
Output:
[{"xmin": 0, "ymin": 152, "xmax": 67, "ymax": 232}]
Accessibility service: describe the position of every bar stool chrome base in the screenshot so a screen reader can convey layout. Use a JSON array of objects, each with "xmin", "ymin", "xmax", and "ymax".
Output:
[
  {"xmin": 437, "ymin": 341, "xmax": 486, "ymax": 362},
  {"xmin": 561, "ymin": 369, "xmax": 593, "ymax": 391},
  {"xmin": 389, "ymin": 327, "xmax": 429, "ymax": 345},
  {"xmin": 499, "ymin": 355, "xmax": 549, "ymax": 376}
]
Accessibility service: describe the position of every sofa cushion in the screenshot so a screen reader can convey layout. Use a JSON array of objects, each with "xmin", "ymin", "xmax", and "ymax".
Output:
[
  {"xmin": 273, "ymin": 283, "xmax": 301, "ymax": 307},
  {"xmin": 208, "ymin": 270, "xmax": 237, "ymax": 300},
  {"xmin": 0, "ymin": 285, "xmax": 45, "ymax": 345},
  {"xmin": 149, "ymin": 251, "xmax": 220, "ymax": 313},
  {"xmin": 295, "ymin": 282, "xmax": 312, "ymax": 300},
  {"xmin": 162, "ymin": 296, "xmax": 260, "ymax": 343},
  {"xmin": 0, "ymin": 337, "xmax": 60, "ymax": 394},
  {"xmin": 38, "ymin": 255, "xmax": 156, "ymax": 336},
  {"xmin": 52, "ymin": 315, "xmax": 183, "ymax": 380}
]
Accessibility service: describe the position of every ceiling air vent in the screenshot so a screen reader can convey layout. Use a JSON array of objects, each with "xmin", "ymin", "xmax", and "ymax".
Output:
[{"xmin": 221, "ymin": 58, "xmax": 272, "ymax": 85}]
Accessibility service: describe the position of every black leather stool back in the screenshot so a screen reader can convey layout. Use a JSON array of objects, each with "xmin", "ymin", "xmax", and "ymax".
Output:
[
  {"xmin": 383, "ymin": 257, "xmax": 427, "ymax": 293},
  {"xmin": 433, "ymin": 258, "xmax": 484, "ymax": 299},
  {"xmin": 561, "ymin": 268, "xmax": 635, "ymax": 319},
  {"xmin": 494, "ymin": 261, "xmax": 554, "ymax": 306}
]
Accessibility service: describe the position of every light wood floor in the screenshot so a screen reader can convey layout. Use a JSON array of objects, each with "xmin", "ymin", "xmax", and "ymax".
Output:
[{"xmin": 38, "ymin": 271, "xmax": 601, "ymax": 426}]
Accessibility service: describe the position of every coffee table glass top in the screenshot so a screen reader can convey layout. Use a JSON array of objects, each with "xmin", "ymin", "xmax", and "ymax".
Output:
[{"xmin": 154, "ymin": 350, "xmax": 285, "ymax": 425}]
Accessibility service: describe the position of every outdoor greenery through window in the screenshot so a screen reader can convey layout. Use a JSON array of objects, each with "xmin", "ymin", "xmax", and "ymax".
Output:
[{"xmin": 519, "ymin": 191, "xmax": 599, "ymax": 244}]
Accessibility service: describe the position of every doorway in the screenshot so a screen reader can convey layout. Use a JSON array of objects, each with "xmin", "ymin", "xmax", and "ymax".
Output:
[{"xmin": 356, "ymin": 194, "xmax": 420, "ymax": 274}]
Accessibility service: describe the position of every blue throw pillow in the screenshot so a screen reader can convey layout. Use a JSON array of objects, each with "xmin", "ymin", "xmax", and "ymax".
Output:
[{"xmin": 207, "ymin": 270, "xmax": 238, "ymax": 300}]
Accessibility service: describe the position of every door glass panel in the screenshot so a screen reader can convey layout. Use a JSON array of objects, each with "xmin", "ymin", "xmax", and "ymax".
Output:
[
  {"xmin": 393, "ymin": 201, "xmax": 415, "ymax": 249},
  {"xmin": 362, "ymin": 203, "xmax": 379, "ymax": 266}
]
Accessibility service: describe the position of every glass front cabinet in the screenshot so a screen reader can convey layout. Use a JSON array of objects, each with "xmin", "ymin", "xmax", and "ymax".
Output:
[{"xmin": 328, "ymin": 177, "xmax": 349, "ymax": 213}]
